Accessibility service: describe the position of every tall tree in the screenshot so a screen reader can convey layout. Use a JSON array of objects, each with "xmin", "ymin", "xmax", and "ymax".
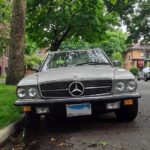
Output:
[
  {"xmin": 127, "ymin": 0, "xmax": 150, "ymax": 43},
  {"xmin": 104, "ymin": 0, "xmax": 137, "ymax": 22},
  {"xmin": 104, "ymin": 0, "xmax": 149, "ymax": 43},
  {"xmin": 26, "ymin": 0, "xmax": 118, "ymax": 51},
  {"xmin": 6, "ymin": 0, "xmax": 26, "ymax": 85}
]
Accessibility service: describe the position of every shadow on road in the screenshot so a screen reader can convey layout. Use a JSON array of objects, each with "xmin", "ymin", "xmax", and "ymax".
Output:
[{"xmin": 1, "ymin": 113, "xmax": 139, "ymax": 150}]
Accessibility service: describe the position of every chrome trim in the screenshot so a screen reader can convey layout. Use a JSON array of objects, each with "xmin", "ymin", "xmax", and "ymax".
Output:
[
  {"xmin": 40, "ymin": 93, "xmax": 111, "ymax": 99},
  {"xmin": 85, "ymin": 86, "xmax": 111, "ymax": 90},
  {"xmin": 39, "ymin": 80, "xmax": 113, "ymax": 98},
  {"xmin": 69, "ymin": 81, "xmax": 85, "ymax": 96},
  {"xmin": 41, "ymin": 88, "xmax": 68, "ymax": 92},
  {"xmin": 41, "ymin": 86, "xmax": 111, "ymax": 92}
]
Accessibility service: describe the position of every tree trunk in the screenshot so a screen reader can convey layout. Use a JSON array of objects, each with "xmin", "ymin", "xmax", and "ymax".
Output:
[
  {"xmin": 6, "ymin": 0, "xmax": 26, "ymax": 85},
  {"xmin": 50, "ymin": 25, "xmax": 72, "ymax": 51},
  {"xmin": 50, "ymin": 41, "xmax": 61, "ymax": 52}
]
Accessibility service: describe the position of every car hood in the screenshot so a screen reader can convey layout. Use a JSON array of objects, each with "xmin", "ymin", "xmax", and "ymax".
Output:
[
  {"xmin": 18, "ymin": 66, "xmax": 113, "ymax": 86},
  {"xmin": 18, "ymin": 66, "xmax": 134, "ymax": 86}
]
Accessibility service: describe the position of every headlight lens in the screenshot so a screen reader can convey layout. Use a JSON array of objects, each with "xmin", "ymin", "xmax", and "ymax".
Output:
[
  {"xmin": 28, "ymin": 88, "xmax": 37, "ymax": 98},
  {"xmin": 127, "ymin": 81, "xmax": 137, "ymax": 92},
  {"xmin": 115, "ymin": 82, "xmax": 125, "ymax": 92},
  {"xmin": 17, "ymin": 88, "xmax": 26, "ymax": 98}
]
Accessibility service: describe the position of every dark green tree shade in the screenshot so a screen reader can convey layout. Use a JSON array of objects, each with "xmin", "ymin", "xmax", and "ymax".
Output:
[
  {"xmin": 127, "ymin": 0, "xmax": 150, "ymax": 43},
  {"xmin": 26, "ymin": 0, "xmax": 118, "ymax": 51},
  {"xmin": 104, "ymin": 0, "xmax": 149, "ymax": 43}
]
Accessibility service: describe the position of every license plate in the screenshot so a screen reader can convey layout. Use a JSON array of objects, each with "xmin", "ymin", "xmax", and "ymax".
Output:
[{"xmin": 66, "ymin": 103, "xmax": 91, "ymax": 117}]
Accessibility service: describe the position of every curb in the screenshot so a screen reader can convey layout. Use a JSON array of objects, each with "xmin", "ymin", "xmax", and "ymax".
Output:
[{"xmin": 0, "ymin": 115, "xmax": 24, "ymax": 147}]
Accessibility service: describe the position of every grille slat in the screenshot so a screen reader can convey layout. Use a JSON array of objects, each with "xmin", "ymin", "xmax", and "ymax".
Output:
[{"xmin": 40, "ymin": 80, "xmax": 112, "ymax": 98}]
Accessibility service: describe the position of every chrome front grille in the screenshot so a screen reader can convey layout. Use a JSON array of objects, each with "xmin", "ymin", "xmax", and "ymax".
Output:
[{"xmin": 40, "ymin": 80, "xmax": 112, "ymax": 98}]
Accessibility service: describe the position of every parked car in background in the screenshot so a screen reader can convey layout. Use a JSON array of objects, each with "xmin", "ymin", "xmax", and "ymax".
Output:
[
  {"xmin": 137, "ymin": 67, "xmax": 150, "ymax": 81},
  {"xmin": 15, "ymin": 49, "xmax": 141, "ymax": 125}
]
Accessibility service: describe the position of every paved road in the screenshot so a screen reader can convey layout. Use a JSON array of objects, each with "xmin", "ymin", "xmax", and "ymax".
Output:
[{"xmin": 1, "ymin": 81, "xmax": 150, "ymax": 150}]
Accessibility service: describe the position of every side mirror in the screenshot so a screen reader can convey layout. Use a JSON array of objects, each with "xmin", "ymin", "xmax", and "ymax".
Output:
[{"xmin": 113, "ymin": 60, "xmax": 121, "ymax": 67}]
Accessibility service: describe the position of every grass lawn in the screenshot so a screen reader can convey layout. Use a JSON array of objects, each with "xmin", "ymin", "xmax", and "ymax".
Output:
[{"xmin": 0, "ymin": 84, "xmax": 22, "ymax": 129}]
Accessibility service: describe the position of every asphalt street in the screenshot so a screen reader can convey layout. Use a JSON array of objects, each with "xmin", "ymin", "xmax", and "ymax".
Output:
[{"xmin": 1, "ymin": 81, "xmax": 150, "ymax": 150}]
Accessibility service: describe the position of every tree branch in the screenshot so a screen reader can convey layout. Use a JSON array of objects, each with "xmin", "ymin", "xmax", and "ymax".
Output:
[{"xmin": 50, "ymin": 25, "xmax": 72, "ymax": 51}]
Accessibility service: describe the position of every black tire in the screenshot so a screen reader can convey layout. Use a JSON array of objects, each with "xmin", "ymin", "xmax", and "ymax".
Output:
[
  {"xmin": 24, "ymin": 112, "xmax": 40, "ymax": 127},
  {"xmin": 115, "ymin": 99, "xmax": 138, "ymax": 122},
  {"xmin": 137, "ymin": 76, "xmax": 140, "ymax": 81},
  {"xmin": 144, "ymin": 75, "xmax": 148, "ymax": 81}
]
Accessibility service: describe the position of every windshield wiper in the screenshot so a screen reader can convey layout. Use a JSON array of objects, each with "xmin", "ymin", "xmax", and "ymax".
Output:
[{"xmin": 74, "ymin": 62, "xmax": 109, "ymax": 66}]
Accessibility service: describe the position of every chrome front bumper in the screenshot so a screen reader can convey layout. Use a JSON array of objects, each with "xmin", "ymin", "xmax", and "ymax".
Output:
[{"xmin": 14, "ymin": 93, "xmax": 141, "ymax": 106}]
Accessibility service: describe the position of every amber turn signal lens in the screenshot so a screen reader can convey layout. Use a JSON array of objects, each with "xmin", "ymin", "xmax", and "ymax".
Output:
[
  {"xmin": 23, "ymin": 106, "xmax": 31, "ymax": 112},
  {"xmin": 124, "ymin": 99, "xmax": 133, "ymax": 105}
]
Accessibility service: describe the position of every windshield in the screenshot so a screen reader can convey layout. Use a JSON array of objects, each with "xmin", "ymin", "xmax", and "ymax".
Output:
[{"xmin": 41, "ymin": 49, "xmax": 111, "ymax": 71}]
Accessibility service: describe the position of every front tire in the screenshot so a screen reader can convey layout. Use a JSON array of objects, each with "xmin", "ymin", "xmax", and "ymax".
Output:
[
  {"xmin": 115, "ymin": 99, "xmax": 138, "ymax": 122},
  {"xmin": 144, "ymin": 75, "xmax": 148, "ymax": 81}
]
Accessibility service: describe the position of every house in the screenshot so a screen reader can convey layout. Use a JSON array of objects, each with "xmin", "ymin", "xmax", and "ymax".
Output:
[
  {"xmin": 0, "ymin": 49, "xmax": 8, "ymax": 75},
  {"xmin": 124, "ymin": 43, "xmax": 150, "ymax": 70}
]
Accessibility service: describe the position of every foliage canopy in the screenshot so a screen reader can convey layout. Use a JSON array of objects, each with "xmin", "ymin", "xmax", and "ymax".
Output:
[
  {"xmin": 26, "ymin": 0, "xmax": 118, "ymax": 51},
  {"xmin": 127, "ymin": 0, "xmax": 150, "ymax": 43},
  {"xmin": 100, "ymin": 31, "xmax": 127, "ymax": 57}
]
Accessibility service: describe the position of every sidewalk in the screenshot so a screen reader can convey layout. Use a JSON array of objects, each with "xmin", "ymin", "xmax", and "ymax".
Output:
[{"xmin": 0, "ymin": 116, "xmax": 24, "ymax": 147}]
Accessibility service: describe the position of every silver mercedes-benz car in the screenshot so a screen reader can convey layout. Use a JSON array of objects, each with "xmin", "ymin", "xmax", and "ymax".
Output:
[{"xmin": 15, "ymin": 49, "xmax": 141, "ymax": 125}]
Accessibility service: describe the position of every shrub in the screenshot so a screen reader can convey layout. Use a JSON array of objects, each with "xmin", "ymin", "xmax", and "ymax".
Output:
[
  {"xmin": 130, "ymin": 67, "xmax": 139, "ymax": 76},
  {"xmin": 25, "ymin": 54, "xmax": 43, "ymax": 69}
]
